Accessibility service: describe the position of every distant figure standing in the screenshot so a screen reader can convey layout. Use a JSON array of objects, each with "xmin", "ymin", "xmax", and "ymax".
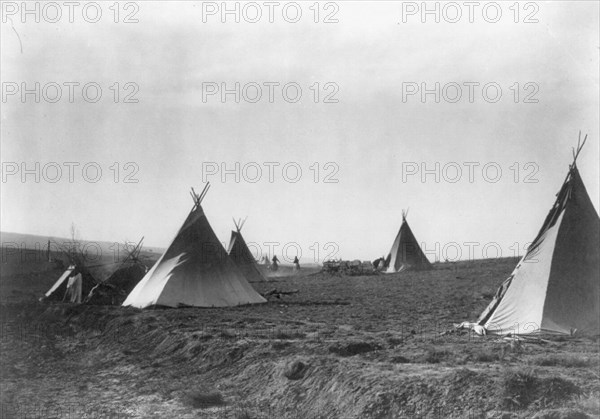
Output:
[
  {"xmin": 293, "ymin": 256, "xmax": 300, "ymax": 271},
  {"xmin": 65, "ymin": 269, "xmax": 83, "ymax": 303},
  {"xmin": 271, "ymin": 255, "xmax": 279, "ymax": 271}
]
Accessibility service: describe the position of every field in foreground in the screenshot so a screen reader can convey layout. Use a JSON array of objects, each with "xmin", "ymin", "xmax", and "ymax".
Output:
[{"xmin": 1, "ymin": 257, "xmax": 598, "ymax": 418}]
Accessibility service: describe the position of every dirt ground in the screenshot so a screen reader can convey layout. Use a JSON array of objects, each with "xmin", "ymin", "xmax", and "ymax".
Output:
[{"xmin": 1, "ymin": 257, "xmax": 598, "ymax": 418}]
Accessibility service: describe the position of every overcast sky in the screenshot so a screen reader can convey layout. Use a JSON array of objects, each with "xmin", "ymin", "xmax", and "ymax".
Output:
[{"xmin": 1, "ymin": 1, "xmax": 599, "ymax": 262}]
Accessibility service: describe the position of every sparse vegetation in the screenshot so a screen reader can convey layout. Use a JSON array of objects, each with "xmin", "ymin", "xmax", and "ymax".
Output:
[
  {"xmin": 328, "ymin": 341, "xmax": 382, "ymax": 357},
  {"xmin": 498, "ymin": 370, "xmax": 581, "ymax": 410},
  {"xmin": 529, "ymin": 354, "xmax": 595, "ymax": 368},
  {"xmin": 183, "ymin": 390, "xmax": 226, "ymax": 409},
  {"xmin": 390, "ymin": 355, "xmax": 410, "ymax": 364},
  {"xmin": 274, "ymin": 329, "xmax": 306, "ymax": 340},
  {"xmin": 219, "ymin": 329, "xmax": 237, "ymax": 339},
  {"xmin": 283, "ymin": 359, "xmax": 309, "ymax": 380},
  {"xmin": 272, "ymin": 340, "xmax": 291, "ymax": 350},
  {"xmin": 468, "ymin": 348, "xmax": 502, "ymax": 363},
  {"xmin": 421, "ymin": 348, "xmax": 453, "ymax": 364},
  {"xmin": 499, "ymin": 369, "xmax": 543, "ymax": 409},
  {"xmin": 2, "ymin": 255, "xmax": 597, "ymax": 418},
  {"xmin": 575, "ymin": 394, "xmax": 600, "ymax": 417}
]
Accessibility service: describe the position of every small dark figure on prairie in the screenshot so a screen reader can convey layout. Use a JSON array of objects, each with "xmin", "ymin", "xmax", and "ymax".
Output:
[
  {"xmin": 270, "ymin": 255, "xmax": 279, "ymax": 271},
  {"xmin": 293, "ymin": 256, "xmax": 300, "ymax": 271}
]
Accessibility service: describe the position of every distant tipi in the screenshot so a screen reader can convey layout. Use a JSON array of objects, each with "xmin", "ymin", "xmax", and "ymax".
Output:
[
  {"xmin": 477, "ymin": 136, "xmax": 599, "ymax": 335},
  {"xmin": 385, "ymin": 210, "xmax": 432, "ymax": 273},
  {"xmin": 123, "ymin": 184, "xmax": 266, "ymax": 308},
  {"xmin": 227, "ymin": 218, "xmax": 267, "ymax": 283}
]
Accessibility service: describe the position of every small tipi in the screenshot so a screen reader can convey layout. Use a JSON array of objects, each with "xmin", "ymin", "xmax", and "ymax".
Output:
[
  {"xmin": 123, "ymin": 184, "xmax": 267, "ymax": 308},
  {"xmin": 476, "ymin": 136, "xmax": 599, "ymax": 335},
  {"xmin": 385, "ymin": 210, "xmax": 432, "ymax": 273},
  {"xmin": 85, "ymin": 238, "xmax": 148, "ymax": 305},
  {"xmin": 227, "ymin": 218, "xmax": 267, "ymax": 283}
]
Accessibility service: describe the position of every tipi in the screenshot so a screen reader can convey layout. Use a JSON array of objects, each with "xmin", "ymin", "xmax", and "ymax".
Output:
[
  {"xmin": 476, "ymin": 136, "xmax": 599, "ymax": 335},
  {"xmin": 40, "ymin": 264, "xmax": 96, "ymax": 303},
  {"xmin": 123, "ymin": 184, "xmax": 267, "ymax": 308},
  {"xmin": 227, "ymin": 218, "xmax": 267, "ymax": 283},
  {"xmin": 40, "ymin": 240, "xmax": 104, "ymax": 303},
  {"xmin": 85, "ymin": 238, "xmax": 148, "ymax": 305},
  {"xmin": 385, "ymin": 210, "xmax": 432, "ymax": 273}
]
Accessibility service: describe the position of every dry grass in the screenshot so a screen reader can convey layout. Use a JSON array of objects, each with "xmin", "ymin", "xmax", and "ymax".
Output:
[
  {"xmin": 529, "ymin": 354, "xmax": 596, "ymax": 368},
  {"xmin": 468, "ymin": 347, "xmax": 503, "ymax": 363},
  {"xmin": 421, "ymin": 348, "xmax": 453, "ymax": 364},
  {"xmin": 183, "ymin": 390, "xmax": 226, "ymax": 409},
  {"xmin": 499, "ymin": 369, "xmax": 543, "ymax": 409},
  {"xmin": 283, "ymin": 359, "xmax": 309, "ymax": 380},
  {"xmin": 575, "ymin": 394, "xmax": 600, "ymax": 416},
  {"xmin": 2, "ymin": 256, "xmax": 598, "ymax": 418},
  {"xmin": 274, "ymin": 329, "xmax": 306, "ymax": 340},
  {"xmin": 328, "ymin": 341, "xmax": 381, "ymax": 357},
  {"xmin": 498, "ymin": 369, "xmax": 581, "ymax": 410}
]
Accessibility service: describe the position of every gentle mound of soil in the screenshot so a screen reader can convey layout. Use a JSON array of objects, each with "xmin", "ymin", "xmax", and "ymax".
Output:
[
  {"xmin": 328, "ymin": 341, "xmax": 381, "ymax": 357},
  {"xmin": 283, "ymin": 359, "xmax": 309, "ymax": 380},
  {"xmin": 499, "ymin": 370, "xmax": 581, "ymax": 410}
]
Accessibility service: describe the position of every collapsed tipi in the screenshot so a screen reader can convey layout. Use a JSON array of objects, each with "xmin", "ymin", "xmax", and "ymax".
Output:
[
  {"xmin": 476, "ymin": 136, "xmax": 599, "ymax": 335},
  {"xmin": 385, "ymin": 210, "xmax": 432, "ymax": 273},
  {"xmin": 227, "ymin": 218, "xmax": 267, "ymax": 283},
  {"xmin": 84, "ymin": 238, "xmax": 148, "ymax": 305},
  {"xmin": 123, "ymin": 184, "xmax": 267, "ymax": 308}
]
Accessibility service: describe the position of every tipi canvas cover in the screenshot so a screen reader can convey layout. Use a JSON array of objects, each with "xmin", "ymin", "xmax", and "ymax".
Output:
[
  {"xmin": 477, "ymin": 140, "xmax": 599, "ymax": 335},
  {"xmin": 41, "ymin": 266, "xmax": 75, "ymax": 301},
  {"xmin": 85, "ymin": 238, "xmax": 148, "ymax": 305},
  {"xmin": 228, "ymin": 219, "xmax": 267, "ymax": 283},
  {"xmin": 123, "ymin": 185, "xmax": 266, "ymax": 308},
  {"xmin": 40, "ymin": 265, "xmax": 96, "ymax": 302},
  {"xmin": 385, "ymin": 211, "xmax": 432, "ymax": 273}
]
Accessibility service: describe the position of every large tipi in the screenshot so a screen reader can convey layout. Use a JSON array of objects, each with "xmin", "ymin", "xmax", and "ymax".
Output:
[
  {"xmin": 476, "ymin": 137, "xmax": 599, "ymax": 335},
  {"xmin": 123, "ymin": 184, "xmax": 267, "ymax": 308},
  {"xmin": 385, "ymin": 210, "xmax": 432, "ymax": 273},
  {"xmin": 227, "ymin": 218, "xmax": 267, "ymax": 283}
]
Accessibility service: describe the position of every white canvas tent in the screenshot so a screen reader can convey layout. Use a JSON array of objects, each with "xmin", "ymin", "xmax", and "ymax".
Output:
[
  {"xmin": 385, "ymin": 210, "xmax": 432, "ymax": 273},
  {"xmin": 227, "ymin": 218, "xmax": 267, "ymax": 283},
  {"xmin": 123, "ymin": 184, "xmax": 267, "ymax": 308},
  {"xmin": 40, "ymin": 266, "xmax": 75, "ymax": 301},
  {"xmin": 40, "ymin": 265, "xmax": 93, "ymax": 303},
  {"xmin": 475, "ymin": 137, "xmax": 599, "ymax": 335}
]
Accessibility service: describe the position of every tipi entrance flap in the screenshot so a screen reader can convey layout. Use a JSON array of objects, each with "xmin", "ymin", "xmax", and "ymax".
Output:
[
  {"xmin": 44, "ymin": 267, "xmax": 75, "ymax": 297},
  {"xmin": 125, "ymin": 252, "xmax": 186, "ymax": 307}
]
